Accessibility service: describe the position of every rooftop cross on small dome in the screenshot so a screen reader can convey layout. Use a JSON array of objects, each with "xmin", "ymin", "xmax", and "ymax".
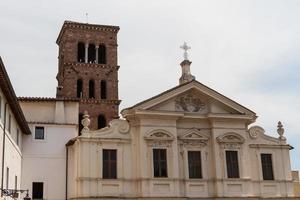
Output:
[{"xmin": 180, "ymin": 42, "xmax": 191, "ymax": 60}]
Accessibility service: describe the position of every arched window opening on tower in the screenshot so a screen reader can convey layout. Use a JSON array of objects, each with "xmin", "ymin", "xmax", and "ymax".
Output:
[
  {"xmin": 77, "ymin": 79, "xmax": 83, "ymax": 98},
  {"xmin": 78, "ymin": 113, "xmax": 84, "ymax": 136},
  {"xmin": 88, "ymin": 44, "xmax": 96, "ymax": 63},
  {"xmin": 77, "ymin": 42, "xmax": 85, "ymax": 63},
  {"xmin": 98, "ymin": 114, "xmax": 106, "ymax": 129},
  {"xmin": 89, "ymin": 80, "xmax": 95, "ymax": 98},
  {"xmin": 101, "ymin": 80, "xmax": 107, "ymax": 99},
  {"xmin": 98, "ymin": 45, "xmax": 106, "ymax": 64}
]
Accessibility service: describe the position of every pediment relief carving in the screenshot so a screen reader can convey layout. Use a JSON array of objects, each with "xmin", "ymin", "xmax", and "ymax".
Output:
[
  {"xmin": 144, "ymin": 129, "xmax": 174, "ymax": 141},
  {"xmin": 217, "ymin": 132, "xmax": 245, "ymax": 144},
  {"xmin": 175, "ymin": 90, "xmax": 206, "ymax": 112}
]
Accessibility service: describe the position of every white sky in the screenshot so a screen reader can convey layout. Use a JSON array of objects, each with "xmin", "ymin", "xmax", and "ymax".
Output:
[{"xmin": 0, "ymin": 0, "xmax": 299, "ymax": 169}]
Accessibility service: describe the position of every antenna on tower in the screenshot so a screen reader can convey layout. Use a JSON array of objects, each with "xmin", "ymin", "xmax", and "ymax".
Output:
[{"xmin": 85, "ymin": 13, "xmax": 89, "ymax": 24}]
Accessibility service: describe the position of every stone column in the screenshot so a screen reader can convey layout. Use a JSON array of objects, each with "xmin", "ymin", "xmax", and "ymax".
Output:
[
  {"xmin": 85, "ymin": 43, "xmax": 89, "ymax": 63},
  {"xmin": 95, "ymin": 45, "xmax": 99, "ymax": 64}
]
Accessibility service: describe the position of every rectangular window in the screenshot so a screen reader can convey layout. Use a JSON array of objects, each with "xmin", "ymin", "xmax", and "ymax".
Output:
[
  {"xmin": 35, "ymin": 127, "xmax": 45, "ymax": 140},
  {"xmin": 15, "ymin": 176, "xmax": 17, "ymax": 190},
  {"xmin": 8, "ymin": 114, "xmax": 11, "ymax": 133},
  {"xmin": 16, "ymin": 129, "xmax": 19, "ymax": 145},
  {"xmin": 32, "ymin": 182, "xmax": 43, "ymax": 199},
  {"xmin": 0, "ymin": 96, "xmax": 2, "ymax": 118},
  {"xmin": 6, "ymin": 167, "xmax": 9, "ymax": 189},
  {"xmin": 261, "ymin": 154, "xmax": 274, "ymax": 180},
  {"xmin": 188, "ymin": 151, "xmax": 202, "ymax": 179},
  {"xmin": 226, "ymin": 151, "xmax": 239, "ymax": 178},
  {"xmin": 102, "ymin": 149, "xmax": 117, "ymax": 179},
  {"xmin": 153, "ymin": 149, "xmax": 168, "ymax": 177}
]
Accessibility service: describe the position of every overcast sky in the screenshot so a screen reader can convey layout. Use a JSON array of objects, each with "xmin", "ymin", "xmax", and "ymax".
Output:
[{"xmin": 0, "ymin": 0, "xmax": 299, "ymax": 169}]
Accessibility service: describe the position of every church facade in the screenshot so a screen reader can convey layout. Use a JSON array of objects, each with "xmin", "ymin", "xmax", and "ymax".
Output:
[
  {"xmin": 67, "ymin": 76, "xmax": 294, "ymax": 199},
  {"xmin": 0, "ymin": 20, "xmax": 298, "ymax": 200}
]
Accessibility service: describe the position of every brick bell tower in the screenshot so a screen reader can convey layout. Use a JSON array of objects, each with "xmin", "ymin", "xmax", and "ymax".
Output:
[{"xmin": 56, "ymin": 21, "xmax": 120, "ymax": 132}]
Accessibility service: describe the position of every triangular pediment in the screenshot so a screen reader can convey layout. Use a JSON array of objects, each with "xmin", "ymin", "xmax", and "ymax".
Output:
[
  {"xmin": 122, "ymin": 80, "xmax": 256, "ymax": 118},
  {"xmin": 179, "ymin": 128, "xmax": 209, "ymax": 141}
]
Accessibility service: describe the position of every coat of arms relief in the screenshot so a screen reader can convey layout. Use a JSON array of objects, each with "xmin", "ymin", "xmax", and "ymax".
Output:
[{"xmin": 175, "ymin": 91, "xmax": 206, "ymax": 112}]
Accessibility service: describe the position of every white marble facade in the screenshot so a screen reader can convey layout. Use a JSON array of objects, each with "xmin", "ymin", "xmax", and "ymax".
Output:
[{"xmin": 67, "ymin": 80, "xmax": 294, "ymax": 199}]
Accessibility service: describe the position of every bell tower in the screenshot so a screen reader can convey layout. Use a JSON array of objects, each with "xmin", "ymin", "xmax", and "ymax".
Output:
[{"xmin": 56, "ymin": 21, "xmax": 120, "ymax": 131}]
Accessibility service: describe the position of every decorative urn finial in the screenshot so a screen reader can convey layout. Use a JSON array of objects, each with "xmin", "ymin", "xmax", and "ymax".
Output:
[
  {"xmin": 179, "ymin": 42, "xmax": 195, "ymax": 85},
  {"xmin": 81, "ymin": 110, "xmax": 90, "ymax": 135},
  {"xmin": 277, "ymin": 121, "xmax": 285, "ymax": 140}
]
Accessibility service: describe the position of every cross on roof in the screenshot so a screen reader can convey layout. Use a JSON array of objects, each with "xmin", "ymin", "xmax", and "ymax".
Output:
[
  {"xmin": 180, "ymin": 42, "xmax": 191, "ymax": 60},
  {"xmin": 86, "ymin": 13, "xmax": 89, "ymax": 23}
]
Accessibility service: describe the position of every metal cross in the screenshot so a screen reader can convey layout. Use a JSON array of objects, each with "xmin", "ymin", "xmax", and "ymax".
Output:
[
  {"xmin": 180, "ymin": 42, "xmax": 191, "ymax": 60},
  {"xmin": 86, "ymin": 13, "xmax": 89, "ymax": 23}
]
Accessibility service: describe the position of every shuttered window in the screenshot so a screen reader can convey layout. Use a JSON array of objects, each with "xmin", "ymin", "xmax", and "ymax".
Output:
[
  {"xmin": 188, "ymin": 151, "xmax": 202, "ymax": 179},
  {"xmin": 261, "ymin": 154, "xmax": 274, "ymax": 180},
  {"xmin": 226, "ymin": 151, "xmax": 239, "ymax": 178},
  {"xmin": 103, "ymin": 149, "xmax": 117, "ymax": 179},
  {"xmin": 153, "ymin": 149, "xmax": 168, "ymax": 177}
]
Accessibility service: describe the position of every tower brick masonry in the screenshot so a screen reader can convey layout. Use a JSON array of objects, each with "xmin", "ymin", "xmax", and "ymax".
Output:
[{"xmin": 56, "ymin": 21, "xmax": 120, "ymax": 131}]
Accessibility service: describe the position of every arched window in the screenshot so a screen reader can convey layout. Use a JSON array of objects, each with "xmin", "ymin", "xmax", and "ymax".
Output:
[
  {"xmin": 100, "ymin": 80, "xmax": 107, "ymax": 99},
  {"xmin": 77, "ymin": 79, "xmax": 83, "ymax": 98},
  {"xmin": 88, "ymin": 44, "xmax": 96, "ymax": 63},
  {"xmin": 98, "ymin": 45, "xmax": 106, "ymax": 64},
  {"xmin": 77, "ymin": 42, "xmax": 85, "ymax": 63},
  {"xmin": 78, "ymin": 113, "xmax": 84, "ymax": 136},
  {"xmin": 89, "ymin": 80, "xmax": 95, "ymax": 98},
  {"xmin": 98, "ymin": 114, "xmax": 106, "ymax": 129}
]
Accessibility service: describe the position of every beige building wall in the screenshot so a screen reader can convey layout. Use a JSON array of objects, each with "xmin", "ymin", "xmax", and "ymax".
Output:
[
  {"xmin": 20, "ymin": 100, "xmax": 79, "ymax": 200},
  {"xmin": 292, "ymin": 171, "xmax": 300, "ymax": 197},
  {"xmin": 0, "ymin": 89, "xmax": 24, "ymax": 198}
]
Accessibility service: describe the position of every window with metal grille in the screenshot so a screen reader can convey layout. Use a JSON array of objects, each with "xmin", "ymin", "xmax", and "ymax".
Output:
[
  {"xmin": 103, "ymin": 149, "xmax": 117, "ymax": 179},
  {"xmin": 188, "ymin": 151, "xmax": 202, "ymax": 179},
  {"xmin": 261, "ymin": 154, "xmax": 274, "ymax": 180},
  {"xmin": 35, "ymin": 127, "xmax": 44, "ymax": 140},
  {"xmin": 226, "ymin": 150, "xmax": 239, "ymax": 178},
  {"xmin": 153, "ymin": 149, "xmax": 168, "ymax": 177}
]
